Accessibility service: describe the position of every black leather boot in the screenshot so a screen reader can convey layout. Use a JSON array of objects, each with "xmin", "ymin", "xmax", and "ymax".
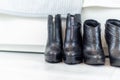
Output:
[
  {"xmin": 105, "ymin": 19, "xmax": 120, "ymax": 67},
  {"xmin": 45, "ymin": 14, "xmax": 63, "ymax": 63},
  {"xmin": 83, "ymin": 20, "xmax": 105, "ymax": 65},
  {"xmin": 63, "ymin": 14, "xmax": 83, "ymax": 64}
]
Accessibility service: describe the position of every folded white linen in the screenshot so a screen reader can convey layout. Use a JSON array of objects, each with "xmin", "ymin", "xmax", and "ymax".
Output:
[{"xmin": 0, "ymin": 0, "xmax": 82, "ymax": 17}]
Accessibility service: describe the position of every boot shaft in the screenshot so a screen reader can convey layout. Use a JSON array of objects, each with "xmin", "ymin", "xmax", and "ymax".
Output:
[
  {"xmin": 48, "ymin": 15, "xmax": 54, "ymax": 44},
  {"xmin": 105, "ymin": 19, "xmax": 120, "ymax": 49},
  {"xmin": 83, "ymin": 20, "xmax": 102, "ymax": 48},
  {"xmin": 55, "ymin": 14, "xmax": 63, "ymax": 45},
  {"xmin": 64, "ymin": 14, "xmax": 82, "ymax": 44},
  {"xmin": 47, "ymin": 15, "xmax": 63, "ymax": 46}
]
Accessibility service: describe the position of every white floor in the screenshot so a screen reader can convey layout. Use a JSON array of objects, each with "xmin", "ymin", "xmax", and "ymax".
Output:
[{"xmin": 0, "ymin": 52, "xmax": 119, "ymax": 80}]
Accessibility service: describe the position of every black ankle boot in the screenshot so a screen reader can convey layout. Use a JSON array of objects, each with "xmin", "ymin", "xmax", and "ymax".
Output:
[
  {"xmin": 105, "ymin": 19, "xmax": 120, "ymax": 67},
  {"xmin": 45, "ymin": 14, "xmax": 63, "ymax": 63},
  {"xmin": 63, "ymin": 14, "xmax": 83, "ymax": 64},
  {"xmin": 83, "ymin": 20, "xmax": 105, "ymax": 65}
]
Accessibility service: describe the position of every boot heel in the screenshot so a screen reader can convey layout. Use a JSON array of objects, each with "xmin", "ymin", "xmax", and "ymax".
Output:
[
  {"xmin": 45, "ymin": 54, "xmax": 62, "ymax": 63},
  {"xmin": 64, "ymin": 56, "xmax": 82, "ymax": 65},
  {"xmin": 84, "ymin": 58, "xmax": 105, "ymax": 65}
]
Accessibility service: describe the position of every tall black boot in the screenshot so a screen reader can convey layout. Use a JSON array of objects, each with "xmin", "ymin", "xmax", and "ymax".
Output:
[
  {"xmin": 45, "ymin": 14, "xmax": 63, "ymax": 63},
  {"xmin": 105, "ymin": 19, "xmax": 120, "ymax": 67},
  {"xmin": 63, "ymin": 14, "xmax": 83, "ymax": 64},
  {"xmin": 83, "ymin": 20, "xmax": 105, "ymax": 65}
]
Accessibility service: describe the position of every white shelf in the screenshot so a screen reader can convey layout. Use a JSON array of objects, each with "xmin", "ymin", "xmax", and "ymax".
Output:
[{"xmin": 0, "ymin": 52, "xmax": 119, "ymax": 80}]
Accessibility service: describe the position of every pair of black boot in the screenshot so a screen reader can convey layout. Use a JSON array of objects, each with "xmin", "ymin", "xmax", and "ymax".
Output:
[
  {"xmin": 45, "ymin": 14, "xmax": 120, "ymax": 67},
  {"xmin": 84, "ymin": 19, "xmax": 120, "ymax": 67},
  {"xmin": 45, "ymin": 14, "xmax": 83, "ymax": 64},
  {"xmin": 83, "ymin": 19, "xmax": 120, "ymax": 67}
]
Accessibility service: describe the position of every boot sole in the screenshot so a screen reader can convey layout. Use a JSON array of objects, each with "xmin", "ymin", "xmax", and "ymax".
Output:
[
  {"xmin": 84, "ymin": 58, "xmax": 105, "ymax": 65},
  {"xmin": 64, "ymin": 56, "xmax": 82, "ymax": 65}
]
